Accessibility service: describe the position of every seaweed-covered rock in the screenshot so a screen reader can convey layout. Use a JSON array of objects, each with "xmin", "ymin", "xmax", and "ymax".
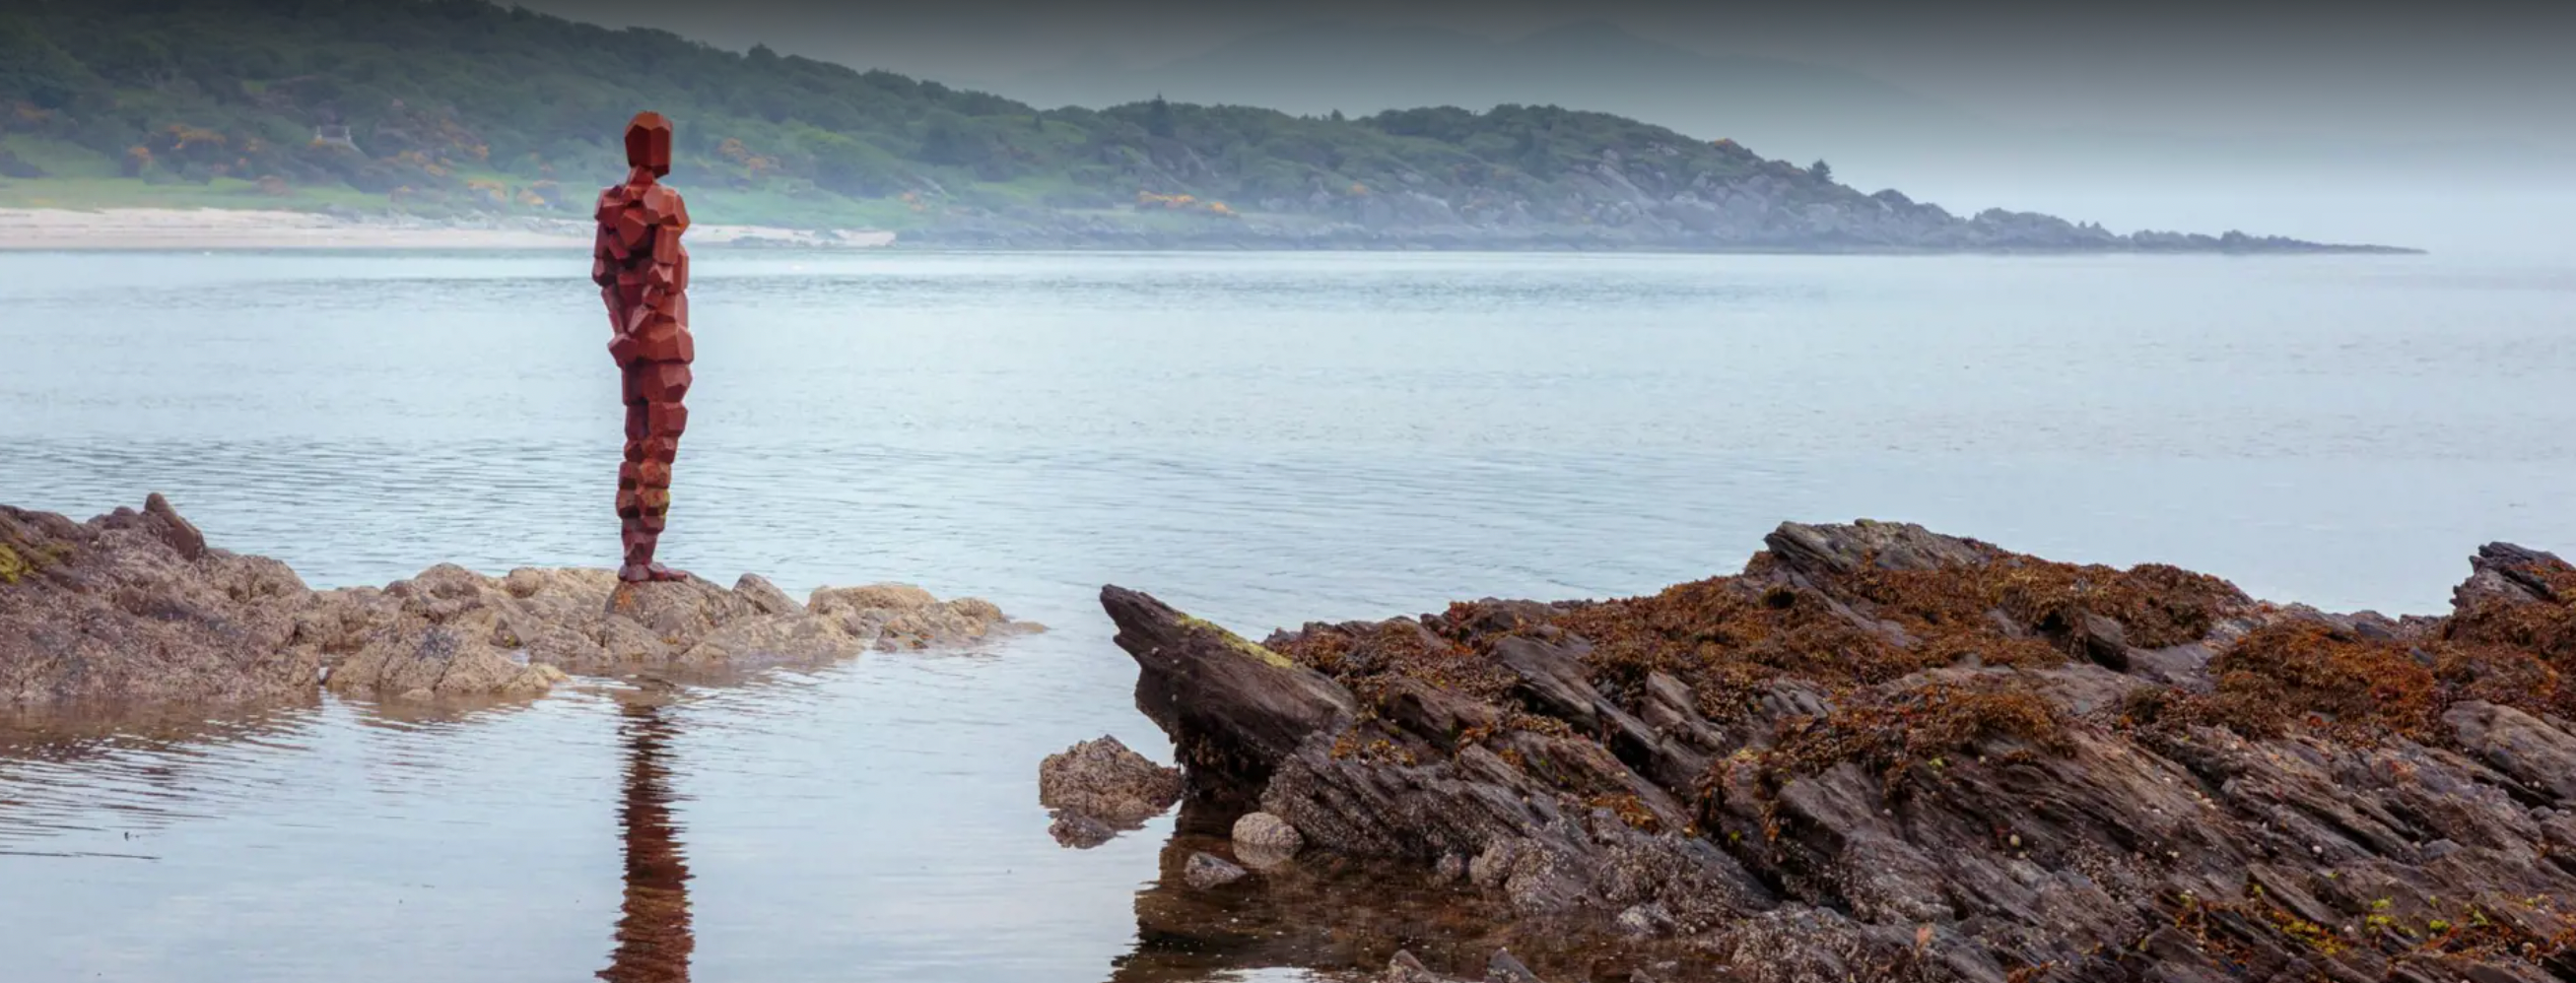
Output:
[
  {"xmin": 0, "ymin": 495, "xmax": 1040, "ymax": 709},
  {"xmin": 1039, "ymin": 735, "xmax": 1185, "ymax": 846},
  {"xmin": 1099, "ymin": 520, "xmax": 2576, "ymax": 982}
]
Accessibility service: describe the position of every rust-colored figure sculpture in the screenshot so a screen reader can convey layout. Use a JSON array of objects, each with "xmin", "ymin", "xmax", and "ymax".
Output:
[{"xmin": 594, "ymin": 112, "xmax": 694, "ymax": 583}]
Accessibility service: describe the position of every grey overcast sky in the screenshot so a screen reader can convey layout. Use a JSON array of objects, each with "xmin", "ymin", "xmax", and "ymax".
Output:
[{"xmin": 514, "ymin": 0, "xmax": 2576, "ymax": 148}]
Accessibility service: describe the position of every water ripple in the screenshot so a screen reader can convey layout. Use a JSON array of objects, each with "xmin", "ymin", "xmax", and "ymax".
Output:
[{"xmin": 3, "ymin": 250, "xmax": 2574, "ymax": 981}]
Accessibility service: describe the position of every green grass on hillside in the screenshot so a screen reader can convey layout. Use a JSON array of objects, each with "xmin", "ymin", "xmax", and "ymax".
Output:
[{"xmin": 0, "ymin": 0, "xmax": 1852, "ymax": 231}]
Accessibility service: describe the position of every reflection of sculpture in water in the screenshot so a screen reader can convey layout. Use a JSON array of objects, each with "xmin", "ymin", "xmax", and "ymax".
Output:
[
  {"xmin": 598, "ymin": 698, "xmax": 693, "ymax": 983},
  {"xmin": 594, "ymin": 110, "xmax": 695, "ymax": 583}
]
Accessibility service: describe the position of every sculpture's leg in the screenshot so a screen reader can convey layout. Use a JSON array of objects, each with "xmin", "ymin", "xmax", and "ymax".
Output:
[
  {"xmin": 622, "ymin": 359, "xmax": 691, "ymax": 582},
  {"xmin": 616, "ymin": 371, "xmax": 654, "ymax": 582}
]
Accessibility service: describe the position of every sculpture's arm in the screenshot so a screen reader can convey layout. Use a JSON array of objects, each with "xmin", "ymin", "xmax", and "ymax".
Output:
[{"xmin": 591, "ymin": 226, "xmax": 619, "ymax": 291}]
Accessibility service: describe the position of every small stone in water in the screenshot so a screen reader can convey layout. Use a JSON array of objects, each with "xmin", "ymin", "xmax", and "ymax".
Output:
[
  {"xmin": 1183, "ymin": 851, "xmax": 1247, "ymax": 888},
  {"xmin": 1431, "ymin": 852, "xmax": 1466, "ymax": 885},
  {"xmin": 1487, "ymin": 949, "xmax": 1542, "ymax": 983},
  {"xmin": 1232, "ymin": 811, "xmax": 1303, "ymax": 854}
]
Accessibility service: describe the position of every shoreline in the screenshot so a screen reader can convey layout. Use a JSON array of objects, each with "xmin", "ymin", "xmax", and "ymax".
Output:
[
  {"xmin": 0, "ymin": 207, "xmax": 897, "ymax": 251},
  {"xmin": 0, "ymin": 206, "xmax": 2422, "ymax": 255},
  {"xmin": 11, "ymin": 493, "xmax": 2576, "ymax": 978}
]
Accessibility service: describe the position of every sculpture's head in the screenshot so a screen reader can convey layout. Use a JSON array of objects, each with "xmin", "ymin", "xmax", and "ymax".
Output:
[{"xmin": 625, "ymin": 112, "xmax": 673, "ymax": 178}]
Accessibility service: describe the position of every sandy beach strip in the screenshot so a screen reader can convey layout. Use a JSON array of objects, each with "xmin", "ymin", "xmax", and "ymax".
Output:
[{"xmin": 0, "ymin": 207, "xmax": 894, "ymax": 250}]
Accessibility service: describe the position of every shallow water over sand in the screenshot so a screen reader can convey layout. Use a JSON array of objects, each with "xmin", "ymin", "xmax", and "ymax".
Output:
[{"xmin": 3, "ymin": 249, "xmax": 2575, "ymax": 981}]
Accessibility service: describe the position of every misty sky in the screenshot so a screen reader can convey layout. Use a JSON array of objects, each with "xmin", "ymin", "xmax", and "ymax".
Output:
[{"xmin": 517, "ymin": 0, "xmax": 2574, "ymax": 149}]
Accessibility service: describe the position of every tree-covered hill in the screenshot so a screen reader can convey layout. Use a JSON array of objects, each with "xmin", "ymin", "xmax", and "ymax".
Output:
[{"xmin": 0, "ymin": 0, "xmax": 2401, "ymax": 251}]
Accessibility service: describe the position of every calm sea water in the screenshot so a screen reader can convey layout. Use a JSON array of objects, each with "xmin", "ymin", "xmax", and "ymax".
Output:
[{"xmin": 2, "ymin": 249, "xmax": 2572, "ymax": 982}]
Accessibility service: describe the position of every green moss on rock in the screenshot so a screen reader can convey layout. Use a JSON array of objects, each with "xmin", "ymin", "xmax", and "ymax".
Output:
[{"xmin": 1181, "ymin": 615, "xmax": 1296, "ymax": 670}]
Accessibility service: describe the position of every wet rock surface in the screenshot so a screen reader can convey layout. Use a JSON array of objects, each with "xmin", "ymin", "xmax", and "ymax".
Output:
[
  {"xmin": 1377, "ymin": 949, "xmax": 1556, "ymax": 983},
  {"xmin": 1039, "ymin": 734, "xmax": 1186, "ymax": 846},
  {"xmin": 1185, "ymin": 851, "xmax": 1249, "ymax": 888},
  {"xmin": 1232, "ymin": 811, "xmax": 1305, "ymax": 863},
  {"xmin": 1, "ymin": 496, "xmax": 1040, "ymax": 709},
  {"xmin": 1108, "ymin": 800, "xmax": 1711, "ymax": 983},
  {"xmin": 1101, "ymin": 519, "xmax": 2576, "ymax": 981}
]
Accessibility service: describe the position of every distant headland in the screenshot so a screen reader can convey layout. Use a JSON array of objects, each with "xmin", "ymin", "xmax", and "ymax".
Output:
[{"xmin": 0, "ymin": 0, "xmax": 2413, "ymax": 254}]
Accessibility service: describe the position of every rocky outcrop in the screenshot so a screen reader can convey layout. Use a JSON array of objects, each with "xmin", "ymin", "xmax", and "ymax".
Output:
[
  {"xmin": 305, "ymin": 562, "xmax": 1031, "ymax": 696},
  {"xmin": 1099, "ymin": 520, "xmax": 2576, "ymax": 982},
  {"xmin": 0, "ymin": 496, "xmax": 1039, "ymax": 708},
  {"xmin": 1038, "ymin": 734, "xmax": 1186, "ymax": 847},
  {"xmin": 1, "ymin": 494, "xmax": 318, "ymax": 707}
]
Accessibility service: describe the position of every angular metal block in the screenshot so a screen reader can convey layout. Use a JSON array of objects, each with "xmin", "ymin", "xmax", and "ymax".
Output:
[
  {"xmin": 625, "ymin": 112, "xmax": 673, "ymax": 177},
  {"xmin": 637, "ymin": 361, "xmax": 692, "ymax": 403},
  {"xmin": 645, "ymin": 402, "xmax": 688, "ymax": 438}
]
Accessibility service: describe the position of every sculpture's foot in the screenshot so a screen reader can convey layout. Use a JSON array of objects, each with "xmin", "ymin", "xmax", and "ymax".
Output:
[
  {"xmin": 618, "ymin": 562, "xmax": 653, "ymax": 583},
  {"xmin": 645, "ymin": 563, "xmax": 689, "ymax": 582}
]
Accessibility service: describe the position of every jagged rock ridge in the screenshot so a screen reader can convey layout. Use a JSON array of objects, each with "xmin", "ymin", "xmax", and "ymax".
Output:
[{"xmin": 1100, "ymin": 520, "xmax": 2576, "ymax": 982}]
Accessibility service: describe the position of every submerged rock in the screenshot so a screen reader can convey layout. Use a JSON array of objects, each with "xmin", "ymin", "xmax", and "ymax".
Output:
[
  {"xmin": 1113, "ymin": 804, "xmax": 1680, "ymax": 983},
  {"xmin": 1184, "ymin": 850, "xmax": 1248, "ymax": 888},
  {"xmin": 0, "ymin": 495, "xmax": 1039, "ymax": 709},
  {"xmin": 1485, "ymin": 950, "xmax": 1543, "ymax": 983},
  {"xmin": 1231, "ymin": 810, "xmax": 1304, "ymax": 869},
  {"xmin": 1384, "ymin": 950, "xmax": 1448, "ymax": 983},
  {"xmin": 1379, "ymin": 949, "xmax": 1569, "ymax": 983},
  {"xmin": 1100, "ymin": 520, "xmax": 2576, "ymax": 982}
]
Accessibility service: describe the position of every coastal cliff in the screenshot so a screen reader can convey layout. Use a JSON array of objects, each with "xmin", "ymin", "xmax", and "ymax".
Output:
[{"xmin": 1098, "ymin": 521, "xmax": 2576, "ymax": 981}]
